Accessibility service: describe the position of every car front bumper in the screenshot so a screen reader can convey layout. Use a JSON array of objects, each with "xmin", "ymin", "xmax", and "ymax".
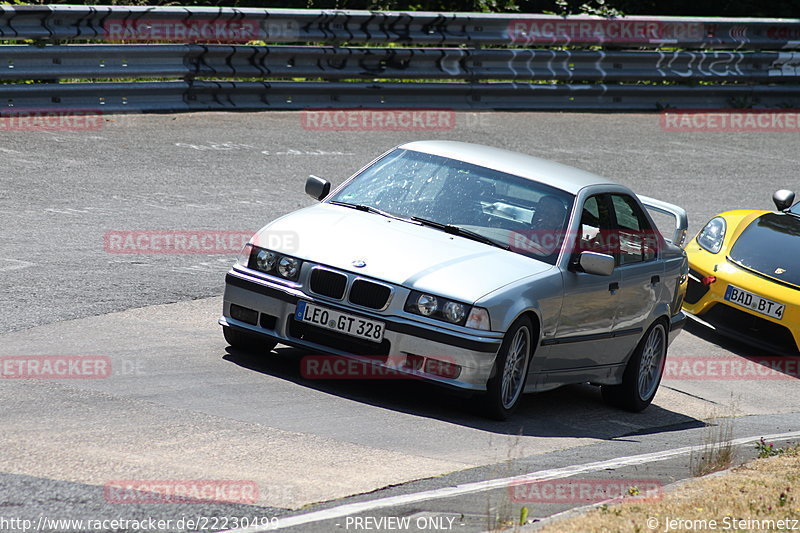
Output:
[
  {"xmin": 683, "ymin": 251, "xmax": 800, "ymax": 354},
  {"xmin": 220, "ymin": 269, "xmax": 504, "ymax": 391}
]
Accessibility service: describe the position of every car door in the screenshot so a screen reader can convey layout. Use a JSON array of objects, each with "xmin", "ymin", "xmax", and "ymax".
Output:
[
  {"xmin": 609, "ymin": 194, "xmax": 663, "ymax": 360},
  {"xmin": 540, "ymin": 194, "xmax": 622, "ymax": 371}
]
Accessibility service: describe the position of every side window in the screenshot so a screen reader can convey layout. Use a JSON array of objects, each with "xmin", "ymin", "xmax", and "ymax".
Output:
[
  {"xmin": 611, "ymin": 194, "xmax": 657, "ymax": 264},
  {"xmin": 577, "ymin": 195, "xmax": 614, "ymax": 255}
]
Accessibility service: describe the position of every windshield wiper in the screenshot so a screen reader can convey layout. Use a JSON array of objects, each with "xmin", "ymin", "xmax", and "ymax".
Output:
[
  {"xmin": 329, "ymin": 201, "xmax": 411, "ymax": 222},
  {"xmin": 410, "ymin": 216, "xmax": 509, "ymax": 250}
]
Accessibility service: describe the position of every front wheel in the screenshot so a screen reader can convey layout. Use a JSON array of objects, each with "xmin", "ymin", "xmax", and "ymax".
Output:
[
  {"xmin": 602, "ymin": 321, "xmax": 667, "ymax": 412},
  {"xmin": 223, "ymin": 326, "xmax": 277, "ymax": 354},
  {"xmin": 483, "ymin": 316, "xmax": 534, "ymax": 420}
]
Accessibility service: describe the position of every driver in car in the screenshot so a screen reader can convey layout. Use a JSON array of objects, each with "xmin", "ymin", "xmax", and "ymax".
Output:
[{"xmin": 528, "ymin": 195, "xmax": 569, "ymax": 255}]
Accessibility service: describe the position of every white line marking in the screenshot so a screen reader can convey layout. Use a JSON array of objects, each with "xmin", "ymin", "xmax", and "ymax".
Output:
[
  {"xmin": 223, "ymin": 430, "xmax": 800, "ymax": 533},
  {"xmin": 0, "ymin": 258, "xmax": 35, "ymax": 272},
  {"xmin": 44, "ymin": 207, "xmax": 91, "ymax": 215}
]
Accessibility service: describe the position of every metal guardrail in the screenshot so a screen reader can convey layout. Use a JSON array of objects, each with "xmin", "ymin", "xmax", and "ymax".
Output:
[
  {"xmin": 2, "ymin": 81, "xmax": 799, "ymax": 113},
  {"xmin": 2, "ymin": 45, "xmax": 799, "ymax": 82},
  {"xmin": 1, "ymin": 6, "xmax": 800, "ymax": 112},
  {"xmin": 2, "ymin": 6, "xmax": 800, "ymax": 49}
]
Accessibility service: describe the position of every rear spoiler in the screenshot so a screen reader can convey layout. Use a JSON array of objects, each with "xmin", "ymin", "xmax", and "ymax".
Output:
[{"xmin": 637, "ymin": 195, "xmax": 688, "ymax": 247}]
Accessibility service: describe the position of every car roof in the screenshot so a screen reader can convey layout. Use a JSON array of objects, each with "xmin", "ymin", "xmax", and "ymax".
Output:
[{"xmin": 399, "ymin": 140, "xmax": 617, "ymax": 195}]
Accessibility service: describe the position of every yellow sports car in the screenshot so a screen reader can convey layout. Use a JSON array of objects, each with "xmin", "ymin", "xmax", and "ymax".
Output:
[{"xmin": 683, "ymin": 190, "xmax": 799, "ymax": 355}]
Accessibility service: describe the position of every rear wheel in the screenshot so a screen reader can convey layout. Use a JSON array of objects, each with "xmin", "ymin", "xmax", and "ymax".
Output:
[
  {"xmin": 602, "ymin": 321, "xmax": 667, "ymax": 412},
  {"xmin": 484, "ymin": 316, "xmax": 533, "ymax": 420},
  {"xmin": 223, "ymin": 326, "xmax": 277, "ymax": 353}
]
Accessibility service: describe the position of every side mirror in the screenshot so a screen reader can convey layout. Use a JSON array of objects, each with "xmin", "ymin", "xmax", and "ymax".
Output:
[
  {"xmin": 305, "ymin": 175, "xmax": 331, "ymax": 201},
  {"xmin": 773, "ymin": 189, "xmax": 795, "ymax": 211},
  {"xmin": 577, "ymin": 251, "xmax": 615, "ymax": 276}
]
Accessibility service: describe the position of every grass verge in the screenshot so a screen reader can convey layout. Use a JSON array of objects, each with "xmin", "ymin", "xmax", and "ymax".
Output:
[{"xmin": 531, "ymin": 442, "xmax": 800, "ymax": 533}]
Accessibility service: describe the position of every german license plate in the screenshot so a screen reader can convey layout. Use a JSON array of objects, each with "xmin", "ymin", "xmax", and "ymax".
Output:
[
  {"xmin": 295, "ymin": 301, "xmax": 385, "ymax": 343},
  {"xmin": 724, "ymin": 284, "xmax": 785, "ymax": 320}
]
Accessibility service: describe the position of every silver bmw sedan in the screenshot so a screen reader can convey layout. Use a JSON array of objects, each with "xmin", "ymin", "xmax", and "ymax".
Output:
[{"xmin": 220, "ymin": 140, "xmax": 688, "ymax": 419}]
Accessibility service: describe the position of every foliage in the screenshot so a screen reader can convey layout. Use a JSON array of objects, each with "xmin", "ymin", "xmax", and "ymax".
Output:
[
  {"xmin": 551, "ymin": 0, "xmax": 623, "ymax": 16},
  {"xmin": 756, "ymin": 437, "xmax": 784, "ymax": 459},
  {"xmin": 12, "ymin": 0, "xmax": 800, "ymax": 17}
]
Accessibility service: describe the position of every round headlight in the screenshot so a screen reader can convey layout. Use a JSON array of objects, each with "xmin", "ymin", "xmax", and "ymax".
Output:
[
  {"xmin": 255, "ymin": 249, "xmax": 278, "ymax": 272},
  {"xmin": 277, "ymin": 256, "xmax": 300, "ymax": 280},
  {"xmin": 443, "ymin": 301, "xmax": 467, "ymax": 323},
  {"xmin": 697, "ymin": 217, "xmax": 726, "ymax": 254},
  {"xmin": 417, "ymin": 294, "xmax": 438, "ymax": 316}
]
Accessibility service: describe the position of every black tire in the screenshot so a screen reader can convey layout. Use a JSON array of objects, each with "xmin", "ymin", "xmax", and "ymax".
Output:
[
  {"xmin": 223, "ymin": 326, "xmax": 277, "ymax": 354},
  {"xmin": 602, "ymin": 321, "xmax": 667, "ymax": 412},
  {"xmin": 483, "ymin": 316, "xmax": 534, "ymax": 420}
]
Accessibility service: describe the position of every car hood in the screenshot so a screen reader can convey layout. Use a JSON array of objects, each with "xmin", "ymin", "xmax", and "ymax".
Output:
[
  {"xmin": 729, "ymin": 212, "xmax": 800, "ymax": 288},
  {"xmin": 253, "ymin": 203, "xmax": 553, "ymax": 302}
]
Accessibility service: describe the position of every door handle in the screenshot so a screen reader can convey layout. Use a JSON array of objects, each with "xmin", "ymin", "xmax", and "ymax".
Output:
[
  {"xmin": 651, "ymin": 275, "xmax": 660, "ymax": 285},
  {"xmin": 608, "ymin": 282, "xmax": 619, "ymax": 292}
]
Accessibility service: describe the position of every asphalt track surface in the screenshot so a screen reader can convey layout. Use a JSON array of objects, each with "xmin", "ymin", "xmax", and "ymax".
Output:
[{"xmin": 1, "ymin": 111, "xmax": 799, "ymax": 532}]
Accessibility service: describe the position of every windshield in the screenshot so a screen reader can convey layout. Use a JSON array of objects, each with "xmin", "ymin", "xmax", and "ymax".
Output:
[
  {"xmin": 729, "ymin": 212, "xmax": 800, "ymax": 288},
  {"xmin": 329, "ymin": 149, "xmax": 574, "ymax": 264}
]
